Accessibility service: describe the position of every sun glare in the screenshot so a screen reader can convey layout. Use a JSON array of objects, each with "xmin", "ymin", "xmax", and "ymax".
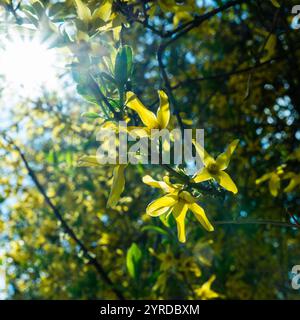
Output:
[{"xmin": 0, "ymin": 37, "xmax": 59, "ymax": 97}]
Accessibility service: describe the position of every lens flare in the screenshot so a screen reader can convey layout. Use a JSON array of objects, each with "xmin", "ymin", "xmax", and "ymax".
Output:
[{"xmin": 0, "ymin": 36, "xmax": 59, "ymax": 97}]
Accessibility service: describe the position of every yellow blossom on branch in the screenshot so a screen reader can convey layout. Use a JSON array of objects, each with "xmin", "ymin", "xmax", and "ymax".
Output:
[
  {"xmin": 284, "ymin": 172, "xmax": 300, "ymax": 193},
  {"xmin": 78, "ymin": 155, "xmax": 126, "ymax": 208},
  {"xmin": 192, "ymin": 139, "xmax": 239, "ymax": 194},
  {"xmin": 143, "ymin": 175, "xmax": 214, "ymax": 243},
  {"xmin": 256, "ymin": 165, "xmax": 285, "ymax": 197},
  {"xmin": 194, "ymin": 275, "xmax": 221, "ymax": 300},
  {"xmin": 125, "ymin": 90, "xmax": 170, "ymax": 134}
]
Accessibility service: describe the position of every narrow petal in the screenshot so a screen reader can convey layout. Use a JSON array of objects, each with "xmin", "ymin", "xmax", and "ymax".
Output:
[
  {"xmin": 179, "ymin": 191, "xmax": 196, "ymax": 204},
  {"xmin": 218, "ymin": 171, "xmax": 238, "ymax": 194},
  {"xmin": 152, "ymin": 206, "xmax": 173, "ymax": 218},
  {"xmin": 268, "ymin": 173, "xmax": 280, "ymax": 196},
  {"xmin": 192, "ymin": 139, "xmax": 215, "ymax": 167},
  {"xmin": 125, "ymin": 92, "xmax": 159, "ymax": 129},
  {"xmin": 107, "ymin": 165, "xmax": 126, "ymax": 208},
  {"xmin": 163, "ymin": 176, "xmax": 178, "ymax": 192},
  {"xmin": 189, "ymin": 203, "xmax": 214, "ymax": 232},
  {"xmin": 216, "ymin": 139, "xmax": 239, "ymax": 170},
  {"xmin": 173, "ymin": 202, "xmax": 189, "ymax": 243},
  {"xmin": 194, "ymin": 275, "xmax": 219, "ymax": 300},
  {"xmin": 92, "ymin": 0, "xmax": 112, "ymax": 22},
  {"xmin": 142, "ymin": 175, "xmax": 171, "ymax": 192},
  {"xmin": 74, "ymin": 0, "xmax": 92, "ymax": 22},
  {"xmin": 193, "ymin": 167, "xmax": 213, "ymax": 183},
  {"xmin": 146, "ymin": 195, "xmax": 178, "ymax": 217},
  {"xmin": 156, "ymin": 90, "xmax": 170, "ymax": 129},
  {"xmin": 256, "ymin": 173, "xmax": 272, "ymax": 185},
  {"xmin": 284, "ymin": 178, "xmax": 298, "ymax": 193}
]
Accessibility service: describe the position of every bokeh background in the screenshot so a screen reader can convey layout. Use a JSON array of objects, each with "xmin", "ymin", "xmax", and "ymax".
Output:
[{"xmin": 0, "ymin": 0, "xmax": 300, "ymax": 299}]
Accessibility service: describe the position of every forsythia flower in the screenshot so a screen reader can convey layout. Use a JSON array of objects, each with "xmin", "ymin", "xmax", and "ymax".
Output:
[
  {"xmin": 125, "ymin": 90, "xmax": 170, "ymax": 134},
  {"xmin": 284, "ymin": 172, "xmax": 300, "ymax": 193},
  {"xmin": 255, "ymin": 165, "xmax": 285, "ymax": 197},
  {"xmin": 192, "ymin": 139, "xmax": 239, "ymax": 194},
  {"xmin": 143, "ymin": 175, "xmax": 214, "ymax": 243},
  {"xmin": 194, "ymin": 275, "xmax": 220, "ymax": 300},
  {"xmin": 78, "ymin": 155, "xmax": 126, "ymax": 208}
]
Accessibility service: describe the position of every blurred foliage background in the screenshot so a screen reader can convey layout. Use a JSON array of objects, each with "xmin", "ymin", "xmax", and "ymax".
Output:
[{"xmin": 0, "ymin": 0, "xmax": 300, "ymax": 300}]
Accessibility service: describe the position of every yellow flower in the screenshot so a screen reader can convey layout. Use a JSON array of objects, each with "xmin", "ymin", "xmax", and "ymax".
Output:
[
  {"xmin": 74, "ymin": 0, "xmax": 112, "ymax": 23},
  {"xmin": 194, "ymin": 275, "xmax": 220, "ymax": 300},
  {"xmin": 256, "ymin": 165, "xmax": 285, "ymax": 196},
  {"xmin": 143, "ymin": 175, "xmax": 214, "ymax": 243},
  {"xmin": 284, "ymin": 172, "xmax": 300, "ymax": 193},
  {"xmin": 125, "ymin": 90, "xmax": 170, "ymax": 134},
  {"xmin": 78, "ymin": 155, "xmax": 126, "ymax": 208},
  {"xmin": 192, "ymin": 139, "xmax": 239, "ymax": 194}
]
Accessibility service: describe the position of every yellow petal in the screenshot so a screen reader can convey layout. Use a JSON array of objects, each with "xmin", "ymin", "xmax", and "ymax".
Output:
[
  {"xmin": 179, "ymin": 191, "xmax": 196, "ymax": 204},
  {"xmin": 101, "ymin": 121, "xmax": 117, "ymax": 129},
  {"xmin": 194, "ymin": 275, "xmax": 219, "ymax": 300},
  {"xmin": 107, "ymin": 165, "xmax": 126, "ymax": 208},
  {"xmin": 256, "ymin": 173, "xmax": 272, "ymax": 185},
  {"xmin": 113, "ymin": 25, "xmax": 122, "ymax": 41},
  {"xmin": 156, "ymin": 90, "xmax": 170, "ymax": 129},
  {"xmin": 146, "ymin": 195, "xmax": 178, "ymax": 217},
  {"xmin": 92, "ymin": 0, "xmax": 112, "ymax": 22},
  {"xmin": 218, "ymin": 171, "xmax": 238, "ymax": 194},
  {"xmin": 189, "ymin": 203, "xmax": 214, "ymax": 232},
  {"xmin": 193, "ymin": 139, "xmax": 215, "ymax": 167},
  {"xmin": 173, "ymin": 201, "xmax": 189, "ymax": 243},
  {"xmin": 152, "ymin": 206, "xmax": 173, "ymax": 218},
  {"xmin": 77, "ymin": 155, "xmax": 100, "ymax": 167},
  {"xmin": 74, "ymin": 0, "xmax": 92, "ymax": 22},
  {"xmin": 284, "ymin": 177, "xmax": 299, "ymax": 193},
  {"xmin": 193, "ymin": 167, "xmax": 213, "ymax": 183},
  {"xmin": 268, "ymin": 173, "xmax": 280, "ymax": 196},
  {"xmin": 215, "ymin": 139, "xmax": 239, "ymax": 170},
  {"xmin": 142, "ymin": 175, "xmax": 172, "ymax": 192},
  {"xmin": 125, "ymin": 92, "xmax": 159, "ymax": 129}
]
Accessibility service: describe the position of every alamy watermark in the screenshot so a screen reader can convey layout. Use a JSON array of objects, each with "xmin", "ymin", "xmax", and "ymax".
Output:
[
  {"xmin": 292, "ymin": 5, "xmax": 300, "ymax": 29},
  {"xmin": 95, "ymin": 121, "xmax": 204, "ymax": 173},
  {"xmin": 291, "ymin": 265, "xmax": 300, "ymax": 290}
]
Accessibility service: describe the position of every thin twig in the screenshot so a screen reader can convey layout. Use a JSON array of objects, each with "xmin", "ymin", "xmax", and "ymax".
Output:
[
  {"xmin": 3, "ymin": 135, "xmax": 125, "ymax": 300},
  {"xmin": 214, "ymin": 219, "xmax": 300, "ymax": 229}
]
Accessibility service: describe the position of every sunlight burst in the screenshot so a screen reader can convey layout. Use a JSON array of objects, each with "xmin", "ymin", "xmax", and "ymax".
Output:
[{"xmin": 0, "ymin": 36, "xmax": 59, "ymax": 97}]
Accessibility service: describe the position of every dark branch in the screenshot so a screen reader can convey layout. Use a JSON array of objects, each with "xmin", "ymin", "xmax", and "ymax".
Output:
[
  {"xmin": 214, "ymin": 219, "xmax": 300, "ymax": 229},
  {"xmin": 3, "ymin": 135, "xmax": 125, "ymax": 300}
]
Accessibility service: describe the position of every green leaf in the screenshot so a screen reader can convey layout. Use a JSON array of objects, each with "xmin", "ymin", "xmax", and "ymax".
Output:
[
  {"xmin": 141, "ymin": 225, "xmax": 169, "ymax": 236},
  {"xmin": 48, "ymin": 3, "xmax": 65, "ymax": 18},
  {"xmin": 31, "ymin": 1, "xmax": 45, "ymax": 18},
  {"xmin": 126, "ymin": 243, "xmax": 142, "ymax": 280},
  {"xmin": 107, "ymin": 98, "xmax": 122, "ymax": 111},
  {"xmin": 159, "ymin": 212, "xmax": 171, "ymax": 228},
  {"xmin": 101, "ymin": 72, "xmax": 116, "ymax": 84},
  {"xmin": 76, "ymin": 84, "xmax": 98, "ymax": 105},
  {"xmin": 114, "ymin": 46, "xmax": 133, "ymax": 86},
  {"xmin": 81, "ymin": 112, "xmax": 101, "ymax": 119}
]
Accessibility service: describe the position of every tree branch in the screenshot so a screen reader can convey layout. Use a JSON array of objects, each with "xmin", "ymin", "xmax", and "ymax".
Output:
[
  {"xmin": 156, "ymin": 0, "xmax": 246, "ymax": 131},
  {"xmin": 3, "ymin": 135, "xmax": 125, "ymax": 300},
  {"xmin": 214, "ymin": 219, "xmax": 300, "ymax": 229},
  {"xmin": 162, "ymin": 0, "xmax": 246, "ymax": 50}
]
